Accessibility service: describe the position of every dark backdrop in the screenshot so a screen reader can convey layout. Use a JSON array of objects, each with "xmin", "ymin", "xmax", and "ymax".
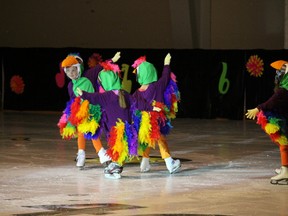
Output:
[{"xmin": 2, "ymin": 48, "xmax": 287, "ymax": 120}]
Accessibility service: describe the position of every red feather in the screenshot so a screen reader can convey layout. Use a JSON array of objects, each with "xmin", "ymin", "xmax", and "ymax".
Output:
[
  {"xmin": 150, "ymin": 112, "xmax": 161, "ymax": 143},
  {"xmin": 270, "ymin": 132, "xmax": 281, "ymax": 143},
  {"xmin": 68, "ymin": 97, "xmax": 82, "ymax": 125},
  {"xmin": 256, "ymin": 111, "xmax": 267, "ymax": 129},
  {"xmin": 107, "ymin": 127, "xmax": 120, "ymax": 161}
]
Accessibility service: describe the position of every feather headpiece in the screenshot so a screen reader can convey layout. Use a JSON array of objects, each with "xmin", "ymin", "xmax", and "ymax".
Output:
[
  {"xmin": 132, "ymin": 56, "xmax": 146, "ymax": 69},
  {"xmin": 100, "ymin": 60, "xmax": 121, "ymax": 74}
]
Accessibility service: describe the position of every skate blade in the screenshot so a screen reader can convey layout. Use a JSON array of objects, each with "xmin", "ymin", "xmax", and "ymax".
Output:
[
  {"xmin": 170, "ymin": 164, "xmax": 181, "ymax": 174},
  {"xmin": 140, "ymin": 166, "xmax": 151, "ymax": 173},
  {"xmin": 270, "ymin": 178, "xmax": 288, "ymax": 185},
  {"xmin": 140, "ymin": 169, "xmax": 151, "ymax": 173},
  {"xmin": 76, "ymin": 165, "xmax": 85, "ymax": 170},
  {"xmin": 105, "ymin": 173, "xmax": 121, "ymax": 179}
]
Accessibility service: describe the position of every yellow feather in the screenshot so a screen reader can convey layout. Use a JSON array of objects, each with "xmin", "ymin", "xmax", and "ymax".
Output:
[
  {"xmin": 276, "ymin": 135, "xmax": 288, "ymax": 145},
  {"xmin": 138, "ymin": 111, "xmax": 152, "ymax": 145},
  {"xmin": 78, "ymin": 120, "xmax": 89, "ymax": 133},
  {"xmin": 88, "ymin": 118, "xmax": 99, "ymax": 134},
  {"xmin": 112, "ymin": 120, "xmax": 124, "ymax": 157},
  {"xmin": 117, "ymin": 138, "xmax": 129, "ymax": 165},
  {"xmin": 62, "ymin": 127, "xmax": 76, "ymax": 139},
  {"xmin": 264, "ymin": 123, "xmax": 279, "ymax": 135},
  {"xmin": 78, "ymin": 118, "xmax": 99, "ymax": 135}
]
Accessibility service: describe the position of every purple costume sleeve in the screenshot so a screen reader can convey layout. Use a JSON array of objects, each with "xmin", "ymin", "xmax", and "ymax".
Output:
[
  {"xmin": 82, "ymin": 91, "xmax": 108, "ymax": 107},
  {"xmin": 157, "ymin": 65, "xmax": 171, "ymax": 96},
  {"xmin": 257, "ymin": 88, "xmax": 288, "ymax": 117}
]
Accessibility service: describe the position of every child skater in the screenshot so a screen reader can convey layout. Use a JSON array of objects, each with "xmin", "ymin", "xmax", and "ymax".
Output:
[
  {"xmin": 58, "ymin": 52, "xmax": 120, "ymax": 168},
  {"xmin": 246, "ymin": 60, "xmax": 288, "ymax": 185},
  {"xmin": 76, "ymin": 55, "xmax": 159, "ymax": 179},
  {"xmin": 131, "ymin": 53, "xmax": 181, "ymax": 174}
]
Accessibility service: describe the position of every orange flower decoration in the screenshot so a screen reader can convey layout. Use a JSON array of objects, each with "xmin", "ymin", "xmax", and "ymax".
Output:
[
  {"xmin": 10, "ymin": 75, "xmax": 25, "ymax": 94},
  {"xmin": 88, "ymin": 53, "xmax": 103, "ymax": 68},
  {"xmin": 246, "ymin": 55, "xmax": 264, "ymax": 77}
]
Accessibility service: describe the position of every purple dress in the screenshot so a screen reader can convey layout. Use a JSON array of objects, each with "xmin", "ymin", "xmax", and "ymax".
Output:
[
  {"xmin": 132, "ymin": 65, "xmax": 173, "ymax": 141},
  {"xmin": 81, "ymin": 90, "xmax": 154, "ymax": 164},
  {"xmin": 81, "ymin": 90, "xmax": 153, "ymax": 135}
]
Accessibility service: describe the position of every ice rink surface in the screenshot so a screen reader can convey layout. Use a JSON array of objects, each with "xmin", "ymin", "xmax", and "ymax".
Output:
[{"xmin": 0, "ymin": 111, "xmax": 287, "ymax": 216}]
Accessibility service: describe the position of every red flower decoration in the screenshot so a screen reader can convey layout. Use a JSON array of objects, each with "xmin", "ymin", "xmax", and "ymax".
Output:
[
  {"xmin": 246, "ymin": 55, "xmax": 264, "ymax": 77},
  {"xmin": 10, "ymin": 75, "xmax": 25, "ymax": 94},
  {"xmin": 88, "ymin": 53, "xmax": 103, "ymax": 68},
  {"xmin": 55, "ymin": 62, "xmax": 65, "ymax": 88}
]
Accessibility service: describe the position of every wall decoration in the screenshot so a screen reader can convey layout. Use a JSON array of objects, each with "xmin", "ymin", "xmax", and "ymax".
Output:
[
  {"xmin": 218, "ymin": 62, "xmax": 230, "ymax": 94},
  {"xmin": 88, "ymin": 53, "xmax": 103, "ymax": 68},
  {"xmin": 55, "ymin": 65, "xmax": 65, "ymax": 88},
  {"xmin": 246, "ymin": 55, "xmax": 264, "ymax": 77},
  {"xmin": 10, "ymin": 75, "xmax": 25, "ymax": 94}
]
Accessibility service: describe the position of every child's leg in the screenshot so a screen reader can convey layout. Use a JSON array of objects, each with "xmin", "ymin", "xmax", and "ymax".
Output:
[
  {"xmin": 92, "ymin": 138, "xmax": 103, "ymax": 153},
  {"xmin": 140, "ymin": 147, "xmax": 151, "ymax": 172},
  {"xmin": 92, "ymin": 138, "xmax": 111, "ymax": 165},
  {"xmin": 280, "ymin": 145, "xmax": 288, "ymax": 166},
  {"xmin": 158, "ymin": 135, "xmax": 181, "ymax": 174},
  {"xmin": 76, "ymin": 132, "xmax": 86, "ymax": 167},
  {"xmin": 158, "ymin": 136, "xmax": 171, "ymax": 159},
  {"xmin": 271, "ymin": 145, "xmax": 288, "ymax": 183},
  {"xmin": 78, "ymin": 132, "xmax": 86, "ymax": 150},
  {"xmin": 142, "ymin": 147, "xmax": 151, "ymax": 158}
]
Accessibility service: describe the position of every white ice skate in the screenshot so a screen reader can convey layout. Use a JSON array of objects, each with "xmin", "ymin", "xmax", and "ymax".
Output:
[
  {"xmin": 140, "ymin": 157, "xmax": 151, "ymax": 172},
  {"xmin": 166, "ymin": 158, "xmax": 181, "ymax": 174},
  {"xmin": 270, "ymin": 166, "xmax": 288, "ymax": 185},
  {"xmin": 104, "ymin": 162, "xmax": 123, "ymax": 179},
  {"xmin": 275, "ymin": 167, "xmax": 281, "ymax": 174},
  {"xmin": 76, "ymin": 150, "xmax": 85, "ymax": 168},
  {"xmin": 98, "ymin": 148, "xmax": 112, "ymax": 167}
]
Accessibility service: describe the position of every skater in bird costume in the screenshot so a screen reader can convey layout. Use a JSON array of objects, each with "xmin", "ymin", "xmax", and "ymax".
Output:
[
  {"xmin": 58, "ymin": 52, "xmax": 120, "ymax": 168},
  {"xmin": 131, "ymin": 53, "xmax": 181, "ymax": 174},
  {"xmin": 76, "ymin": 56, "xmax": 158, "ymax": 179},
  {"xmin": 246, "ymin": 60, "xmax": 288, "ymax": 185}
]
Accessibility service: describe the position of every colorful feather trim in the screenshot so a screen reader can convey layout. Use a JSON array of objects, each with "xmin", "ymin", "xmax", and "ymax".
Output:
[
  {"xmin": 256, "ymin": 111, "xmax": 288, "ymax": 146},
  {"xmin": 138, "ymin": 111, "xmax": 152, "ymax": 147},
  {"xmin": 68, "ymin": 97, "xmax": 82, "ymax": 125},
  {"xmin": 132, "ymin": 106, "xmax": 172, "ymax": 154},
  {"xmin": 150, "ymin": 112, "xmax": 161, "ymax": 147},
  {"xmin": 132, "ymin": 110, "xmax": 147, "ymax": 154},
  {"xmin": 106, "ymin": 119, "xmax": 134, "ymax": 165},
  {"xmin": 61, "ymin": 123, "xmax": 77, "ymax": 139},
  {"xmin": 125, "ymin": 122, "xmax": 138, "ymax": 156},
  {"xmin": 163, "ymin": 72, "xmax": 181, "ymax": 120},
  {"xmin": 58, "ymin": 97, "xmax": 102, "ymax": 140}
]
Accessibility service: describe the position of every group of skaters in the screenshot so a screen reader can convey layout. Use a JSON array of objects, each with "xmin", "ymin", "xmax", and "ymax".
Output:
[
  {"xmin": 58, "ymin": 52, "xmax": 181, "ymax": 179},
  {"xmin": 58, "ymin": 51, "xmax": 288, "ymax": 184}
]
